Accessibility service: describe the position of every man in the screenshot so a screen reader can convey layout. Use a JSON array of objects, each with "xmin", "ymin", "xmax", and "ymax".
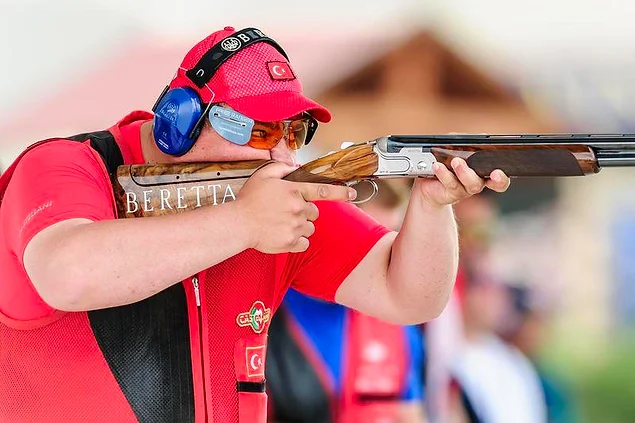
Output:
[
  {"xmin": 266, "ymin": 180, "xmax": 427, "ymax": 423},
  {"xmin": 0, "ymin": 26, "xmax": 510, "ymax": 423},
  {"xmin": 447, "ymin": 277, "xmax": 548, "ymax": 423}
]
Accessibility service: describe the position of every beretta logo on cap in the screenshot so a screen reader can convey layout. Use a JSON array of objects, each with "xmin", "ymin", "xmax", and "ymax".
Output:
[
  {"xmin": 220, "ymin": 37, "xmax": 242, "ymax": 51},
  {"xmin": 220, "ymin": 28, "xmax": 269, "ymax": 52}
]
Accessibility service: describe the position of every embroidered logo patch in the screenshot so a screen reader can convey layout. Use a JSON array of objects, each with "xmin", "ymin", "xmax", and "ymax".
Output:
[
  {"xmin": 267, "ymin": 61, "xmax": 295, "ymax": 80},
  {"xmin": 236, "ymin": 301, "xmax": 271, "ymax": 334}
]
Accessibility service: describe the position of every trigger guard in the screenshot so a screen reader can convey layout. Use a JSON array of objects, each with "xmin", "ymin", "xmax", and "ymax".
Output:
[{"xmin": 347, "ymin": 180, "xmax": 378, "ymax": 205}]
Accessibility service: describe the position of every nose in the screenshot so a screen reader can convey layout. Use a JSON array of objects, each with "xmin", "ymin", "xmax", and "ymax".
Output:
[{"xmin": 270, "ymin": 138, "xmax": 297, "ymax": 166}]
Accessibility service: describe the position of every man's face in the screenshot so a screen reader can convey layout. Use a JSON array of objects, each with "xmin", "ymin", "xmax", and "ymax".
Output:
[
  {"xmin": 464, "ymin": 281, "xmax": 510, "ymax": 333},
  {"xmin": 454, "ymin": 194, "xmax": 498, "ymax": 255},
  {"xmin": 174, "ymin": 114, "xmax": 301, "ymax": 166}
]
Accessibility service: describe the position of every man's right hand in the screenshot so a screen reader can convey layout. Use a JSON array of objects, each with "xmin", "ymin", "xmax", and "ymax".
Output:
[{"xmin": 236, "ymin": 162, "xmax": 357, "ymax": 254}]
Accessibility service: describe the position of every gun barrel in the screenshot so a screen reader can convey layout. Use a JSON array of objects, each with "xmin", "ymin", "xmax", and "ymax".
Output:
[
  {"xmin": 387, "ymin": 134, "xmax": 635, "ymax": 151},
  {"xmin": 596, "ymin": 151, "xmax": 635, "ymax": 167}
]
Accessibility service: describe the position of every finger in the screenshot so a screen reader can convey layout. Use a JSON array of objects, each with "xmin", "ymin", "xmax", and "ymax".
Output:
[
  {"xmin": 433, "ymin": 162, "xmax": 464, "ymax": 195},
  {"xmin": 297, "ymin": 182, "xmax": 357, "ymax": 202},
  {"xmin": 289, "ymin": 237, "xmax": 310, "ymax": 253},
  {"xmin": 485, "ymin": 169, "xmax": 511, "ymax": 192},
  {"xmin": 252, "ymin": 161, "xmax": 297, "ymax": 180},
  {"xmin": 300, "ymin": 221, "xmax": 316, "ymax": 238},
  {"xmin": 305, "ymin": 202, "xmax": 319, "ymax": 221},
  {"xmin": 450, "ymin": 158, "xmax": 485, "ymax": 195}
]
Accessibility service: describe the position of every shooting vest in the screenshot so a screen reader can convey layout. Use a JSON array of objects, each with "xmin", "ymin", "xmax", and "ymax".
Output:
[
  {"xmin": 0, "ymin": 113, "xmax": 278, "ymax": 423},
  {"xmin": 266, "ymin": 307, "xmax": 408, "ymax": 423}
]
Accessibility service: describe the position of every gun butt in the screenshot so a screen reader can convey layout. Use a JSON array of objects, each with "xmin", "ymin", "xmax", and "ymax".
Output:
[{"xmin": 113, "ymin": 160, "xmax": 269, "ymax": 218}]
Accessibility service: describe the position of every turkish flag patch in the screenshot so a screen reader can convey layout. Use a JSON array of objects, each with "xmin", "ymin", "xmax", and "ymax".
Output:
[
  {"xmin": 245, "ymin": 345, "xmax": 266, "ymax": 378},
  {"xmin": 267, "ymin": 61, "xmax": 295, "ymax": 80}
]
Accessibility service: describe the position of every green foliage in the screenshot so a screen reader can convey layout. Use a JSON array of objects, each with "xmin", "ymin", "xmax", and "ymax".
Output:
[
  {"xmin": 540, "ymin": 330, "xmax": 635, "ymax": 423},
  {"xmin": 575, "ymin": 333, "xmax": 635, "ymax": 423}
]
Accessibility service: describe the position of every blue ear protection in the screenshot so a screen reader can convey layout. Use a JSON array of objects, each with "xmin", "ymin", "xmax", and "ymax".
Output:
[
  {"xmin": 151, "ymin": 27, "xmax": 292, "ymax": 156},
  {"xmin": 152, "ymin": 87, "xmax": 203, "ymax": 156}
]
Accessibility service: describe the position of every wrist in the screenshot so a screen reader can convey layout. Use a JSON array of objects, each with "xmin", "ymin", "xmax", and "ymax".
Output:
[
  {"xmin": 412, "ymin": 178, "xmax": 460, "ymax": 211},
  {"xmin": 225, "ymin": 198, "xmax": 258, "ymax": 250},
  {"xmin": 205, "ymin": 200, "xmax": 256, "ymax": 252},
  {"xmin": 419, "ymin": 197, "xmax": 452, "ymax": 213},
  {"xmin": 416, "ymin": 194, "xmax": 452, "ymax": 214}
]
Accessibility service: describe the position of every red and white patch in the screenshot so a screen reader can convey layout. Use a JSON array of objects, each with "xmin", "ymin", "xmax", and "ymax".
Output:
[
  {"xmin": 235, "ymin": 336, "xmax": 267, "ymax": 381},
  {"xmin": 245, "ymin": 345, "xmax": 266, "ymax": 378},
  {"xmin": 267, "ymin": 61, "xmax": 295, "ymax": 80}
]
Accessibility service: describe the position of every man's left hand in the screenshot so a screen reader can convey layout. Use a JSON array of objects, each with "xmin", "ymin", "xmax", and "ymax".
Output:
[{"xmin": 414, "ymin": 157, "xmax": 510, "ymax": 207}]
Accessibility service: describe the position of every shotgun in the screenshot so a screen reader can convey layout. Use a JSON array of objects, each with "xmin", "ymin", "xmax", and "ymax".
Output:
[{"xmin": 113, "ymin": 133, "xmax": 635, "ymax": 218}]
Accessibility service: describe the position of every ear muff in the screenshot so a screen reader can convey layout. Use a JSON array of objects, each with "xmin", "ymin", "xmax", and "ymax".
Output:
[{"xmin": 152, "ymin": 87, "xmax": 203, "ymax": 156}]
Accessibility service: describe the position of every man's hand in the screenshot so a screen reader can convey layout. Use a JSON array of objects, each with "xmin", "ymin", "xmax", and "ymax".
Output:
[
  {"xmin": 415, "ymin": 157, "xmax": 510, "ymax": 207},
  {"xmin": 236, "ymin": 162, "xmax": 357, "ymax": 254}
]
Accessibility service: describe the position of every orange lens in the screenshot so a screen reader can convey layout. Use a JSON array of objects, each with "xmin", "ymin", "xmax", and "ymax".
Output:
[
  {"xmin": 248, "ymin": 121, "xmax": 284, "ymax": 149},
  {"xmin": 286, "ymin": 120, "xmax": 308, "ymax": 150},
  {"xmin": 247, "ymin": 119, "xmax": 309, "ymax": 150}
]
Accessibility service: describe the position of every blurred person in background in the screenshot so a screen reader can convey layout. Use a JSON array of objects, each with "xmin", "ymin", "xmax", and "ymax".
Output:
[
  {"xmin": 423, "ymin": 192, "xmax": 497, "ymax": 422},
  {"xmin": 501, "ymin": 285, "xmax": 580, "ymax": 423},
  {"xmin": 265, "ymin": 179, "xmax": 427, "ymax": 423},
  {"xmin": 445, "ymin": 194, "xmax": 548, "ymax": 423}
]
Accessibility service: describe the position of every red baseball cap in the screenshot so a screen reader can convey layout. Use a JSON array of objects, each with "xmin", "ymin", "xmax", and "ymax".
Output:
[{"xmin": 168, "ymin": 26, "xmax": 332, "ymax": 123}]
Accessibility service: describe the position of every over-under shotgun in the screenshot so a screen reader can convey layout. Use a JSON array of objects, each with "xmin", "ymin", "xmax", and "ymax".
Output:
[{"xmin": 114, "ymin": 133, "xmax": 635, "ymax": 218}]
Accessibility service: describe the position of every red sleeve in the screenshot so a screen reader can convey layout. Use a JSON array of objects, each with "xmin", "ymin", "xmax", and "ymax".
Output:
[
  {"xmin": 285, "ymin": 200, "xmax": 390, "ymax": 302},
  {"xmin": 0, "ymin": 140, "xmax": 115, "ymax": 320}
]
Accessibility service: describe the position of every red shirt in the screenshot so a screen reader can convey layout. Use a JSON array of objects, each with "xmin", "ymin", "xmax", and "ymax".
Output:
[{"xmin": 0, "ymin": 111, "xmax": 390, "ymax": 423}]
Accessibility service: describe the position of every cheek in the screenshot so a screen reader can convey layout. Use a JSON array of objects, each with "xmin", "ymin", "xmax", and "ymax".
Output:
[{"xmin": 184, "ymin": 136, "xmax": 270, "ymax": 162}]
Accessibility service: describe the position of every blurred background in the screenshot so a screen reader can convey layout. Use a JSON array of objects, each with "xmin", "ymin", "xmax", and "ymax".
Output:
[{"xmin": 3, "ymin": 0, "xmax": 635, "ymax": 421}]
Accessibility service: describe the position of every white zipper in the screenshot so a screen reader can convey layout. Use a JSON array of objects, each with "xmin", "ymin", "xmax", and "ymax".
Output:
[
  {"xmin": 191, "ymin": 274, "xmax": 208, "ymax": 418},
  {"xmin": 192, "ymin": 276, "xmax": 201, "ymax": 307}
]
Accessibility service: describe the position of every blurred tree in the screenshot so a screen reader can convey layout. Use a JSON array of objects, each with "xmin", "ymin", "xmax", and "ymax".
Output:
[{"xmin": 575, "ymin": 331, "xmax": 635, "ymax": 423}]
